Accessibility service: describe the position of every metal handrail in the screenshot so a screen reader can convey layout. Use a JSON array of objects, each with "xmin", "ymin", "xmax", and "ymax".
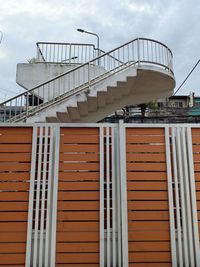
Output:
[
  {"xmin": 36, "ymin": 42, "xmax": 97, "ymax": 64},
  {"xmin": 0, "ymin": 37, "xmax": 174, "ymax": 122}
]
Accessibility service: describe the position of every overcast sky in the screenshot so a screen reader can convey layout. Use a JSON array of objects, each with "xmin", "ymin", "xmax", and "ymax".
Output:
[{"xmin": 0, "ymin": 0, "xmax": 200, "ymax": 100}]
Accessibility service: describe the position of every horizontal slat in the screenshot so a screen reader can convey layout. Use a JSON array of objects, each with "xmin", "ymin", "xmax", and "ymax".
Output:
[
  {"xmin": 0, "ymin": 202, "xmax": 28, "ymax": 211},
  {"xmin": 0, "ymin": 222, "xmax": 27, "ymax": 231},
  {"xmin": 57, "ymin": 201, "xmax": 99, "ymax": 211},
  {"xmin": 127, "ymin": 181, "xmax": 167, "ymax": 191},
  {"xmin": 0, "ymin": 173, "xmax": 30, "ymax": 181},
  {"xmin": 60, "ymin": 128, "xmax": 99, "ymax": 135},
  {"xmin": 126, "ymin": 153, "xmax": 166, "ymax": 162},
  {"xmin": 60, "ymin": 144, "xmax": 99, "ymax": 153},
  {"xmin": 0, "ymin": 254, "xmax": 25, "ymax": 265},
  {"xmin": 58, "ymin": 182, "xmax": 99, "ymax": 191},
  {"xmin": 195, "ymin": 173, "xmax": 200, "ymax": 181},
  {"xmin": 56, "ymin": 253, "xmax": 99, "ymax": 264},
  {"xmin": 128, "ymin": 191, "xmax": 168, "ymax": 200},
  {"xmin": 129, "ymin": 252, "xmax": 171, "ymax": 262},
  {"xmin": 57, "ymin": 221, "xmax": 99, "ymax": 231},
  {"xmin": 126, "ymin": 128, "xmax": 164, "ymax": 135},
  {"xmin": 59, "ymin": 172, "xmax": 99, "ymax": 181},
  {"xmin": 194, "ymin": 164, "xmax": 200, "ymax": 171},
  {"xmin": 0, "ymin": 153, "xmax": 31, "ymax": 162},
  {"xmin": 129, "ymin": 263, "xmax": 171, "ymax": 267},
  {"xmin": 0, "ymin": 211, "xmax": 28, "ymax": 221},
  {"xmin": 126, "ymin": 145, "xmax": 165, "ymax": 153},
  {"xmin": 192, "ymin": 136, "xmax": 200, "ymax": 144},
  {"xmin": 0, "ymin": 192, "xmax": 29, "ymax": 201},
  {"xmin": 127, "ymin": 172, "xmax": 167, "ymax": 181},
  {"xmin": 129, "ymin": 241, "xmax": 170, "ymax": 252},
  {"xmin": 0, "ymin": 134, "xmax": 32, "ymax": 143},
  {"xmin": 60, "ymin": 153, "xmax": 99, "ymax": 162},
  {"xmin": 126, "ymin": 135, "xmax": 165, "ymax": 143},
  {"xmin": 56, "ymin": 242, "xmax": 99, "ymax": 253},
  {"xmin": 193, "ymin": 146, "xmax": 200, "ymax": 153},
  {"xmin": 59, "ymin": 162, "xmax": 99, "ymax": 171},
  {"xmin": 0, "ymin": 144, "xmax": 32, "ymax": 152},
  {"xmin": 57, "ymin": 211, "xmax": 99, "ymax": 221},
  {"xmin": 0, "ymin": 232, "xmax": 26, "ymax": 242},
  {"xmin": 128, "ymin": 201, "xmax": 169, "ymax": 210},
  {"xmin": 127, "ymin": 163, "xmax": 166, "ymax": 171},
  {"xmin": 0, "ymin": 127, "xmax": 32, "ymax": 134},
  {"xmin": 193, "ymin": 153, "xmax": 200, "ymax": 162},
  {"xmin": 0, "ymin": 163, "xmax": 31, "ymax": 171},
  {"xmin": 60, "ymin": 135, "xmax": 99, "ymax": 144},
  {"xmin": 128, "ymin": 211, "xmax": 169, "ymax": 220},
  {"xmin": 56, "ymin": 264, "xmax": 98, "ymax": 267},
  {"xmin": 56, "ymin": 232, "xmax": 99, "ymax": 242},
  {"xmin": 128, "ymin": 231, "xmax": 170, "ymax": 241},
  {"xmin": 0, "ymin": 182, "xmax": 30, "ymax": 191},
  {"xmin": 0, "ymin": 243, "xmax": 26, "ymax": 253},
  {"xmin": 58, "ymin": 192, "xmax": 99, "ymax": 201},
  {"xmin": 128, "ymin": 221, "xmax": 170, "ymax": 231}
]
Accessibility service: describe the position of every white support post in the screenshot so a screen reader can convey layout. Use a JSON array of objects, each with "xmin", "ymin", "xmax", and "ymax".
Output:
[
  {"xmin": 181, "ymin": 127, "xmax": 195, "ymax": 266},
  {"xmin": 39, "ymin": 126, "xmax": 49, "ymax": 267},
  {"xmin": 99, "ymin": 126, "xmax": 105, "ymax": 267},
  {"xmin": 50, "ymin": 126, "xmax": 60, "ymax": 266},
  {"xmin": 165, "ymin": 127, "xmax": 177, "ymax": 267},
  {"xmin": 33, "ymin": 126, "xmax": 43, "ymax": 267},
  {"xmin": 111, "ymin": 127, "xmax": 117, "ymax": 267},
  {"xmin": 119, "ymin": 120, "xmax": 129, "ymax": 267},
  {"xmin": 106, "ymin": 126, "xmax": 111, "ymax": 266},
  {"xmin": 25, "ymin": 126, "xmax": 38, "ymax": 267},
  {"xmin": 186, "ymin": 127, "xmax": 200, "ymax": 265},
  {"xmin": 45, "ymin": 126, "xmax": 54, "ymax": 267},
  {"xmin": 171, "ymin": 127, "xmax": 183, "ymax": 266},
  {"xmin": 176, "ymin": 127, "xmax": 189, "ymax": 266}
]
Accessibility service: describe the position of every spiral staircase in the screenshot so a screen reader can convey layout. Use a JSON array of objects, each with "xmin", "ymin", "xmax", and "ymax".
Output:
[{"xmin": 0, "ymin": 38, "xmax": 175, "ymax": 123}]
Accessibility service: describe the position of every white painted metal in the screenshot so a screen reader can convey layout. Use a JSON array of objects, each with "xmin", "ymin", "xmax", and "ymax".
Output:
[
  {"xmin": 99, "ymin": 126, "xmax": 105, "ymax": 267},
  {"xmin": 38, "ymin": 126, "xmax": 49, "ymax": 267},
  {"xmin": 165, "ymin": 126, "xmax": 177, "ymax": 267},
  {"xmin": 111, "ymin": 127, "xmax": 117, "ymax": 267},
  {"xmin": 106, "ymin": 126, "xmax": 111, "ymax": 266},
  {"xmin": 171, "ymin": 127, "xmax": 183, "ymax": 266},
  {"xmin": 33, "ymin": 126, "xmax": 43, "ymax": 267},
  {"xmin": 116, "ymin": 125, "xmax": 122, "ymax": 267},
  {"xmin": 119, "ymin": 121, "xmax": 129, "ymax": 267},
  {"xmin": 176, "ymin": 127, "xmax": 189, "ymax": 266},
  {"xmin": 50, "ymin": 126, "xmax": 60, "ymax": 266},
  {"xmin": 25, "ymin": 126, "xmax": 37, "ymax": 267},
  {"xmin": 44, "ymin": 126, "xmax": 54, "ymax": 267},
  {"xmin": 180, "ymin": 127, "xmax": 195, "ymax": 266},
  {"xmin": 186, "ymin": 127, "xmax": 200, "ymax": 266}
]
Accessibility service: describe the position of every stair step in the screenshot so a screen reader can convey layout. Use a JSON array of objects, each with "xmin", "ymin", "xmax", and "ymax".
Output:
[
  {"xmin": 87, "ymin": 96, "xmax": 97, "ymax": 112},
  {"xmin": 77, "ymin": 101, "xmax": 88, "ymax": 117},
  {"xmin": 97, "ymin": 91, "xmax": 107, "ymax": 108},
  {"xmin": 67, "ymin": 106, "xmax": 81, "ymax": 121},
  {"xmin": 56, "ymin": 111, "xmax": 71, "ymax": 122},
  {"xmin": 46, "ymin": 116, "xmax": 59, "ymax": 122}
]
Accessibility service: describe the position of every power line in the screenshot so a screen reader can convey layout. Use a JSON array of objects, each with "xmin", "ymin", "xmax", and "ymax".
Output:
[{"xmin": 173, "ymin": 59, "xmax": 200, "ymax": 95}]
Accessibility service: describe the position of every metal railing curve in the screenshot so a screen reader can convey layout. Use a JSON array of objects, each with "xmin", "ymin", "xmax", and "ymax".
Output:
[{"xmin": 0, "ymin": 38, "xmax": 174, "ymax": 122}]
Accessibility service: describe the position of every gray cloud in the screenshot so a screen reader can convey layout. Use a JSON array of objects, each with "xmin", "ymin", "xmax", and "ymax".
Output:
[{"xmin": 0, "ymin": 0, "xmax": 200, "ymax": 100}]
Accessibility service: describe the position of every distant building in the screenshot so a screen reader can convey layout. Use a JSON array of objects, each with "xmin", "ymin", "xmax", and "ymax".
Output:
[{"xmin": 101, "ymin": 92, "xmax": 200, "ymax": 123}]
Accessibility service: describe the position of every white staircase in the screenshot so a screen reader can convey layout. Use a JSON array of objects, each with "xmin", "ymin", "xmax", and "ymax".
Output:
[{"xmin": 0, "ymin": 38, "xmax": 175, "ymax": 123}]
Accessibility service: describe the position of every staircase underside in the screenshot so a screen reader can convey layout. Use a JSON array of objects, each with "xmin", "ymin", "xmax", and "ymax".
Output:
[{"xmin": 27, "ymin": 65, "xmax": 175, "ymax": 123}]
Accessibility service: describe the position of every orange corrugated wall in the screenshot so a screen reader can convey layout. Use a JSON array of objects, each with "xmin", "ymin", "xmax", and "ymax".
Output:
[
  {"xmin": 56, "ymin": 128, "xmax": 100, "ymax": 266},
  {"xmin": 0, "ymin": 127, "xmax": 32, "ymax": 266},
  {"xmin": 126, "ymin": 128, "xmax": 172, "ymax": 267}
]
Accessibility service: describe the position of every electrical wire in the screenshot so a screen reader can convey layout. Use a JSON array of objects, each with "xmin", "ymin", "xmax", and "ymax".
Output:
[{"xmin": 173, "ymin": 59, "xmax": 200, "ymax": 95}]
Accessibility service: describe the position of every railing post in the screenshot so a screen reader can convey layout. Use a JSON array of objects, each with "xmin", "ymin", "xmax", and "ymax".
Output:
[
  {"xmin": 88, "ymin": 62, "xmax": 90, "ymax": 89},
  {"xmin": 137, "ymin": 38, "xmax": 140, "ymax": 66},
  {"xmin": 25, "ymin": 93, "xmax": 28, "ymax": 120}
]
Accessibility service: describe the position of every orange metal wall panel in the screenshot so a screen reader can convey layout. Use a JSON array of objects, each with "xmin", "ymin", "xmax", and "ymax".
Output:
[
  {"xmin": 126, "ymin": 128, "xmax": 172, "ymax": 266},
  {"xmin": 56, "ymin": 128, "xmax": 100, "ymax": 266},
  {"xmin": 0, "ymin": 127, "xmax": 32, "ymax": 266}
]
